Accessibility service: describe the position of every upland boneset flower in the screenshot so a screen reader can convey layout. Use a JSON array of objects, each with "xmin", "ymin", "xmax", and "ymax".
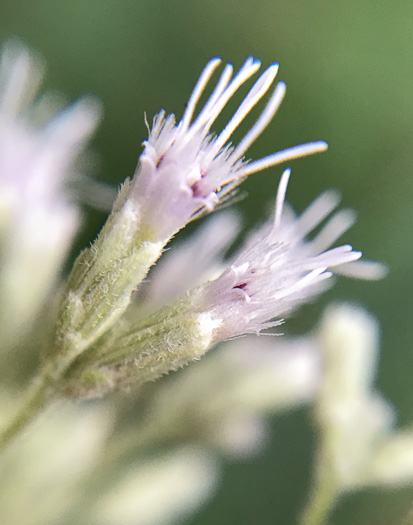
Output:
[
  {"xmin": 0, "ymin": 49, "xmax": 386, "ymax": 454},
  {"xmin": 130, "ymin": 57, "xmax": 327, "ymax": 242},
  {"xmin": 182, "ymin": 169, "xmax": 383, "ymax": 341},
  {"xmin": 58, "ymin": 168, "xmax": 383, "ymax": 398},
  {"xmin": 54, "ymin": 56, "xmax": 327, "ymax": 358}
]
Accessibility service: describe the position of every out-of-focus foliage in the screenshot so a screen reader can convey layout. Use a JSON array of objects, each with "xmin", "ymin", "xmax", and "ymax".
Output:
[{"xmin": 1, "ymin": 1, "xmax": 412, "ymax": 523}]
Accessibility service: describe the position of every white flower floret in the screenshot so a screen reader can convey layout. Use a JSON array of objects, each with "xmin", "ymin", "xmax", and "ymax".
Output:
[
  {"xmin": 130, "ymin": 57, "xmax": 327, "ymax": 241},
  {"xmin": 197, "ymin": 169, "xmax": 380, "ymax": 340}
]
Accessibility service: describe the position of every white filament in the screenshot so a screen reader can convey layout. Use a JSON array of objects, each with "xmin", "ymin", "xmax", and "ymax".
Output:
[
  {"xmin": 180, "ymin": 57, "xmax": 221, "ymax": 133},
  {"xmin": 273, "ymin": 168, "xmax": 291, "ymax": 234},
  {"xmin": 233, "ymin": 81, "xmax": 286, "ymax": 160},
  {"xmin": 212, "ymin": 63, "xmax": 279, "ymax": 152},
  {"xmin": 237, "ymin": 141, "xmax": 328, "ymax": 177}
]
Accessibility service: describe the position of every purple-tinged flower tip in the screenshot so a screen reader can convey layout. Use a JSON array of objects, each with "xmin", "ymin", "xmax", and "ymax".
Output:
[
  {"xmin": 129, "ymin": 57, "xmax": 327, "ymax": 241},
  {"xmin": 196, "ymin": 168, "xmax": 373, "ymax": 340}
]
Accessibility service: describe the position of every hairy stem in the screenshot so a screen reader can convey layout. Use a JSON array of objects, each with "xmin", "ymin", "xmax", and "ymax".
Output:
[{"xmin": 0, "ymin": 372, "xmax": 56, "ymax": 453}]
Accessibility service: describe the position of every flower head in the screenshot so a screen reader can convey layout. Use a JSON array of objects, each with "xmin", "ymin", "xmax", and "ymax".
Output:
[
  {"xmin": 57, "ymin": 167, "xmax": 385, "ymax": 398},
  {"xmin": 49, "ymin": 55, "xmax": 384, "ymax": 402},
  {"xmin": 52, "ymin": 56, "xmax": 329, "ymax": 358},
  {"xmin": 130, "ymin": 57, "xmax": 327, "ymax": 241},
  {"xmin": 197, "ymin": 169, "xmax": 384, "ymax": 340}
]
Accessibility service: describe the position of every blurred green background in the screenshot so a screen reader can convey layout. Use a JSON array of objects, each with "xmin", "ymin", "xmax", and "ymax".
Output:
[{"xmin": 1, "ymin": 1, "xmax": 412, "ymax": 523}]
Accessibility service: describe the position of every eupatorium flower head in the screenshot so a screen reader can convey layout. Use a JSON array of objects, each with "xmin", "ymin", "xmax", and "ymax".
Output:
[
  {"xmin": 50, "ymin": 54, "xmax": 384, "ymax": 400},
  {"xmin": 130, "ymin": 57, "xmax": 327, "ymax": 241},
  {"xmin": 59, "ymin": 166, "xmax": 384, "ymax": 399},
  {"xmin": 198, "ymin": 169, "xmax": 383, "ymax": 340}
]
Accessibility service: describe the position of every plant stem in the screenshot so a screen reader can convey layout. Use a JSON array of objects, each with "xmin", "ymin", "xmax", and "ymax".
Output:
[
  {"xmin": 0, "ymin": 373, "xmax": 56, "ymax": 453},
  {"xmin": 300, "ymin": 461, "xmax": 339, "ymax": 525}
]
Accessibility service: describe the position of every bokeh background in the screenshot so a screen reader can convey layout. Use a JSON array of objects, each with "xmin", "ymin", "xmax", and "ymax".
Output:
[{"xmin": 1, "ymin": 1, "xmax": 412, "ymax": 523}]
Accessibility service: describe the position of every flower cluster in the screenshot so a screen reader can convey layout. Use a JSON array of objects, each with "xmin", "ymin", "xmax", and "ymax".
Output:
[
  {"xmin": 46, "ymin": 56, "xmax": 385, "ymax": 399},
  {"xmin": 0, "ymin": 48, "xmax": 384, "ymax": 438},
  {"xmin": 1, "ymin": 41, "xmax": 400, "ymax": 525},
  {"xmin": 51, "ymin": 56, "xmax": 330, "ymax": 364}
]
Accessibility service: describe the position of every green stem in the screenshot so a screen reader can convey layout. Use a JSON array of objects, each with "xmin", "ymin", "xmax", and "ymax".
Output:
[
  {"xmin": 0, "ymin": 373, "xmax": 56, "ymax": 453},
  {"xmin": 300, "ymin": 461, "xmax": 340, "ymax": 525}
]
